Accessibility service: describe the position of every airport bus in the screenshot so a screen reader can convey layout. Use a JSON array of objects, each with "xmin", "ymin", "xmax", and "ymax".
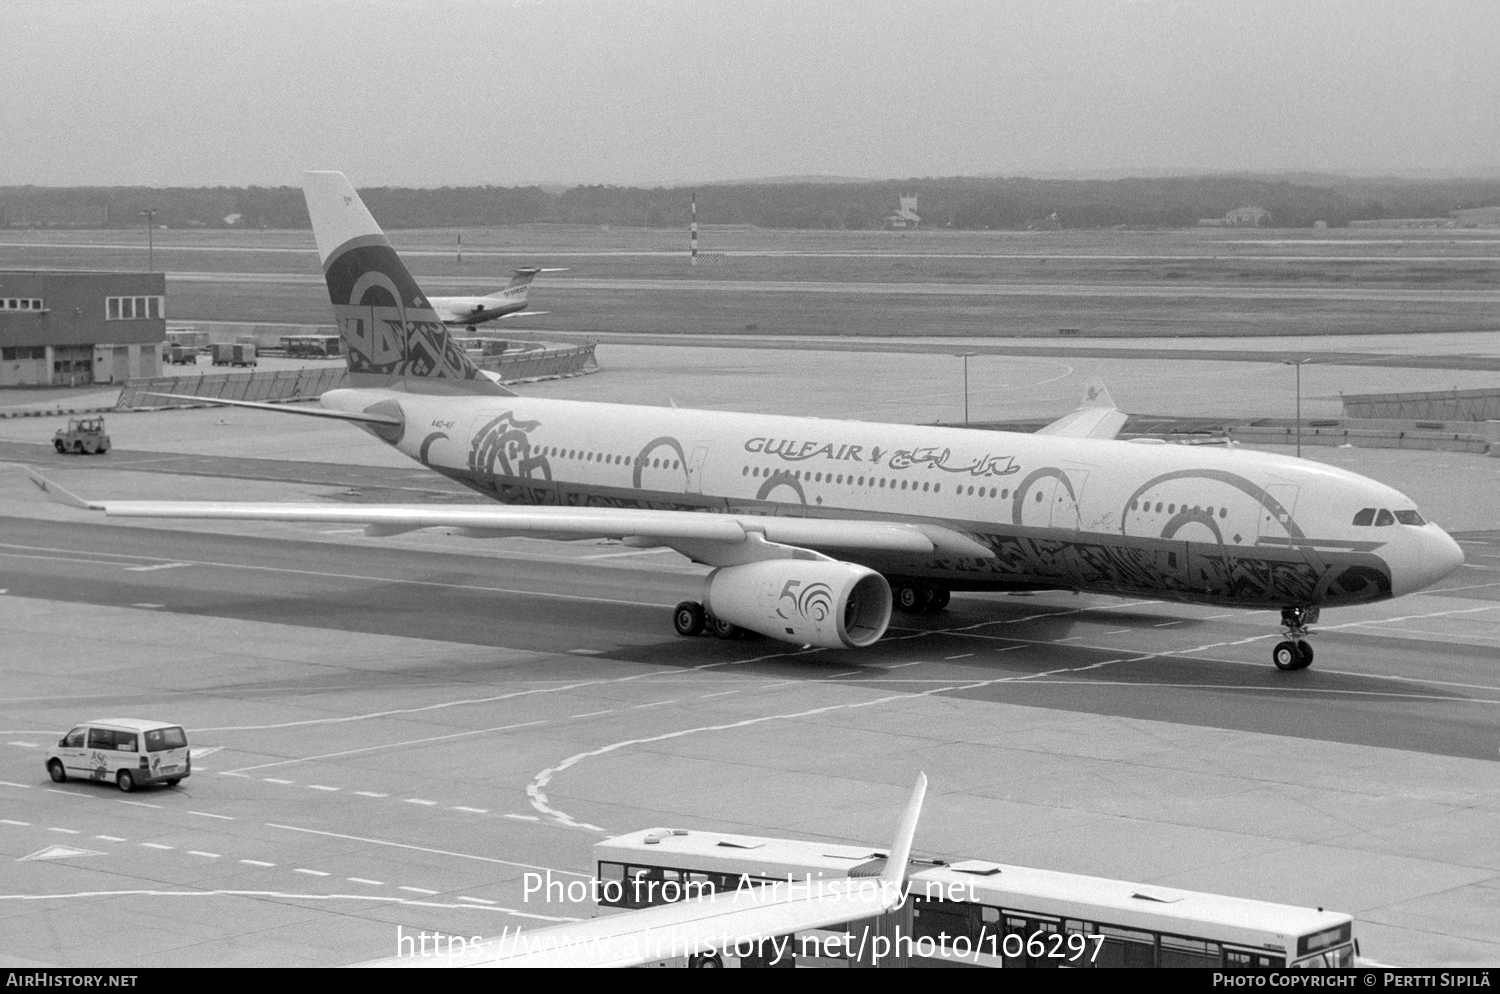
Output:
[{"xmin": 594, "ymin": 829, "xmax": 1358, "ymax": 969}]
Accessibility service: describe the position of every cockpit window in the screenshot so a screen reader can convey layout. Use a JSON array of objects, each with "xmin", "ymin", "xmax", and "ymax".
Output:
[
  {"xmin": 1394, "ymin": 510, "xmax": 1425, "ymax": 526},
  {"xmin": 1375, "ymin": 509, "xmax": 1395, "ymax": 526},
  {"xmin": 1352, "ymin": 508, "xmax": 1376, "ymax": 526}
]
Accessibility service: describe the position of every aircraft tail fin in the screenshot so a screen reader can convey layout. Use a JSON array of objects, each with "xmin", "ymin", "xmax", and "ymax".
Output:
[
  {"xmin": 301, "ymin": 171, "xmax": 510, "ymax": 395},
  {"xmin": 486, "ymin": 267, "xmax": 568, "ymax": 300},
  {"xmin": 1036, "ymin": 378, "xmax": 1128, "ymax": 440},
  {"xmin": 879, "ymin": 772, "xmax": 927, "ymax": 894}
]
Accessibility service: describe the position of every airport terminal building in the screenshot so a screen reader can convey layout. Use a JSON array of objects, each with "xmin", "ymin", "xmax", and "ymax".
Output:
[{"xmin": 0, "ymin": 270, "xmax": 165, "ymax": 386}]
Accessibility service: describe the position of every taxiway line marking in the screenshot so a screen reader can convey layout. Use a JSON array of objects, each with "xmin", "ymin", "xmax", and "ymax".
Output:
[
  {"xmin": 1103, "ymin": 629, "xmax": 1132, "ymax": 635},
  {"xmin": 294, "ymin": 869, "xmax": 329, "ymax": 877},
  {"xmin": 504, "ymin": 814, "xmax": 540, "ymax": 822},
  {"xmin": 633, "ymin": 700, "xmax": 676, "ymax": 709},
  {"xmin": 405, "ymin": 799, "xmax": 437, "ymax": 806},
  {"xmin": 453, "ymin": 806, "xmax": 487, "ymax": 814},
  {"xmin": 7, "ymin": 742, "xmax": 38, "ymax": 748},
  {"xmin": 458, "ymin": 896, "xmax": 497, "ymax": 905},
  {"xmin": 944, "ymin": 653, "xmax": 975, "ymax": 659},
  {"xmin": 95, "ymin": 836, "xmax": 125, "ymax": 842},
  {"xmin": 141, "ymin": 843, "xmax": 173, "ymax": 850},
  {"xmin": 0, "ymin": 819, "xmax": 30, "ymax": 826},
  {"xmin": 116, "ymin": 800, "xmax": 161, "ymax": 809},
  {"xmin": 354, "ymin": 791, "xmax": 388, "ymax": 798},
  {"xmin": 0, "ymin": 887, "xmax": 579, "ymax": 919},
  {"xmin": 189, "ymin": 811, "xmax": 234, "ymax": 820},
  {"xmin": 0, "ymin": 542, "xmax": 668, "ymax": 610},
  {"xmin": 240, "ymin": 859, "xmax": 276, "ymax": 867},
  {"xmin": 399, "ymin": 886, "xmax": 439, "ymax": 895},
  {"xmin": 347, "ymin": 878, "xmax": 383, "ymax": 886},
  {"xmin": 227, "ymin": 720, "xmax": 547, "ymax": 773},
  {"xmin": 569, "ymin": 710, "xmax": 616, "ymax": 718},
  {"xmin": 265, "ymin": 823, "xmax": 589, "ymax": 877},
  {"xmin": 187, "ymin": 851, "xmax": 221, "ymax": 859},
  {"xmin": 47, "ymin": 828, "xmax": 80, "ymax": 835},
  {"xmin": 263, "ymin": 778, "xmax": 293, "ymax": 785},
  {"xmin": 307, "ymin": 785, "xmax": 339, "ymax": 791}
]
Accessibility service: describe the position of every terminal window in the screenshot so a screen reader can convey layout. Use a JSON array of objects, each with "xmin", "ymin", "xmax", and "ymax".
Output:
[
  {"xmin": 106, "ymin": 296, "xmax": 164, "ymax": 320},
  {"xmin": 2, "ymin": 346, "xmax": 47, "ymax": 360},
  {"xmin": 2, "ymin": 298, "xmax": 44, "ymax": 310}
]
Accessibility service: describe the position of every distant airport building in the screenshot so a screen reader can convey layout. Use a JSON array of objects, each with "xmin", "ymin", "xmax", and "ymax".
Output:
[
  {"xmin": 884, "ymin": 194, "xmax": 920, "ymax": 229},
  {"xmin": 1349, "ymin": 206, "xmax": 1500, "ymax": 230},
  {"xmin": 0, "ymin": 271, "xmax": 165, "ymax": 387},
  {"xmin": 1197, "ymin": 206, "xmax": 1271, "ymax": 227}
]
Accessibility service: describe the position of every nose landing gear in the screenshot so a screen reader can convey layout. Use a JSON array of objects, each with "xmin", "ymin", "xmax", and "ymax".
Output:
[{"xmin": 1273, "ymin": 606, "xmax": 1319, "ymax": 671}]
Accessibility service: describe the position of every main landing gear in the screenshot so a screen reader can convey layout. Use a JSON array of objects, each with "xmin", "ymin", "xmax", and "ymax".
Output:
[
  {"xmin": 892, "ymin": 585, "xmax": 950, "ymax": 615},
  {"xmin": 1273, "ymin": 606, "xmax": 1319, "ymax": 671},
  {"xmin": 673, "ymin": 601, "xmax": 745, "ymax": 640}
]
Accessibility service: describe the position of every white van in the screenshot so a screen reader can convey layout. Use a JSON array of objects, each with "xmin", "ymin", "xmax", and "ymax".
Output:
[{"xmin": 46, "ymin": 719, "xmax": 191, "ymax": 792}]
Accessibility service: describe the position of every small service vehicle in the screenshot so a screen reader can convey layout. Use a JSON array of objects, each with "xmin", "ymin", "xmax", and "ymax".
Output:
[
  {"xmin": 46, "ymin": 719, "xmax": 191, "ymax": 792},
  {"xmin": 53, "ymin": 417, "xmax": 110, "ymax": 455}
]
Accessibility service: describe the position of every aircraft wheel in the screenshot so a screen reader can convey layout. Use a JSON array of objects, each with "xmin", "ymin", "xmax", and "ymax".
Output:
[
  {"xmin": 1295, "ymin": 640, "xmax": 1314, "ymax": 670},
  {"xmin": 688, "ymin": 953, "xmax": 723, "ymax": 968},
  {"xmin": 709, "ymin": 616, "xmax": 743, "ymax": 640},
  {"xmin": 928, "ymin": 588, "xmax": 951, "ymax": 612},
  {"xmin": 673, "ymin": 601, "xmax": 706, "ymax": 637},
  {"xmin": 894, "ymin": 586, "xmax": 922, "ymax": 613},
  {"xmin": 1273, "ymin": 641, "xmax": 1301, "ymax": 671}
]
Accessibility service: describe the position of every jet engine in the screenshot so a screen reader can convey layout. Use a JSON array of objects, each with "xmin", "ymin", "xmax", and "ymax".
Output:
[{"xmin": 700, "ymin": 560, "xmax": 892, "ymax": 649}]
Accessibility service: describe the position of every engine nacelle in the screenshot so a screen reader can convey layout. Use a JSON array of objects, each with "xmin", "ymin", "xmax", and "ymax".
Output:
[{"xmin": 701, "ymin": 560, "xmax": 892, "ymax": 649}]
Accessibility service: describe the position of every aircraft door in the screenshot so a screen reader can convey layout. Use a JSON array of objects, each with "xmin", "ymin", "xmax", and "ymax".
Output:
[
  {"xmin": 1049, "ymin": 469, "xmax": 1090, "ymax": 531},
  {"xmin": 686, "ymin": 444, "xmax": 711, "ymax": 494},
  {"xmin": 1256, "ymin": 484, "xmax": 1301, "ymax": 542}
]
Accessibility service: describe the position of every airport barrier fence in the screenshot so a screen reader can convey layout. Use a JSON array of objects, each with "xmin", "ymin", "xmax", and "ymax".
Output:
[
  {"xmin": 1342, "ymin": 387, "xmax": 1500, "ymax": 422},
  {"xmin": 117, "ymin": 343, "xmax": 598, "ymax": 410}
]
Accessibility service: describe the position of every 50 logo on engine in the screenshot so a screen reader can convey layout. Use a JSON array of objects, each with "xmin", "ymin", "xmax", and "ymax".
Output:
[{"xmin": 777, "ymin": 580, "xmax": 835, "ymax": 623}]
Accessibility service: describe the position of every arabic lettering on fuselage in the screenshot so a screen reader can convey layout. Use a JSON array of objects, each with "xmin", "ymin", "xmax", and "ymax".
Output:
[
  {"xmin": 890, "ymin": 446, "xmax": 1020, "ymax": 478},
  {"xmin": 744, "ymin": 437, "xmax": 1019, "ymax": 478}
]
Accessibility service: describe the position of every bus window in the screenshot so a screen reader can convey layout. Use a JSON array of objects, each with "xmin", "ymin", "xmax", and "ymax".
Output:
[
  {"xmin": 1227, "ymin": 948, "xmax": 1285, "ymax": 968},
  {"xmin": 1004, "ymin": 915, "xmax": 1063, "ymax": 968},
  {"xmin": 1292, "ymin": 947, "xmax": 1353, "ymax": 968},
  {"xmin": 1094, "ymin": 925, "xmax": 1157, "ymax": 968},
  {"xmin": 1160, "ymin": 935, "xmax": 1221, "ymax": 968},
  {"xmin": 912, "ymin": 899, "xmax": 978, "ymax": 944}
]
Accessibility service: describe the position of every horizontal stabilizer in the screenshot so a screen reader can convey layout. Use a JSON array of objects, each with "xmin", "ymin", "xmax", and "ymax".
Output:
[
  {"xmin": 141, "ymin": 393, "xmax": 404, "ymax": 425},
  {"xmin": 24, "ymin": 470, "xmax": 99, "ymax": 510}
]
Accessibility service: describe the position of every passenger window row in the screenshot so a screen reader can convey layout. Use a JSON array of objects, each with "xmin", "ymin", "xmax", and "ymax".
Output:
[
  {"xmin": 1131, "ymin": 500, "xmax": 1229, "ymax": 519},
  {"xmin": 742, "ymin": 465, "xmax": 944, "ymax": 493},
  {"xmin": 539, "ymin": 446, "xmax": 680, "ymax": 471},
  {"xmin": 1352, "ymin": 508, "xmax": 1424, "ymax": 527}
]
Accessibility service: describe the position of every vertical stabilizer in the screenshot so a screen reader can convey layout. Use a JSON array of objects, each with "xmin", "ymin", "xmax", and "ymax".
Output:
[
  {"xmin": 301, "ymin": 171, "xmax": 508, "ymax": 394},
  {"xmin": 879, "ymin": 772, "xmax": 927, "ymax": 894}
]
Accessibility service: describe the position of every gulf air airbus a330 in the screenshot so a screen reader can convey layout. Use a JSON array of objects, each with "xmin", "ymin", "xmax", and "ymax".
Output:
[{"xmin": 30, "ymin": 172, "xmax": 1465, "ymax": 671}]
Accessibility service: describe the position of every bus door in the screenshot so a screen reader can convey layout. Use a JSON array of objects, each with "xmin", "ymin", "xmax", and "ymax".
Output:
[{"xmin": 1002, "ymin": 912, "xmax": 1063, "ymax": 968}]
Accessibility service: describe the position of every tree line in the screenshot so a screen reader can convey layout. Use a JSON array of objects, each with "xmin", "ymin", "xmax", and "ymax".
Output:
[{"xmin": 2, "ymin": 174, "xmax": 1497, "ymax": 231}]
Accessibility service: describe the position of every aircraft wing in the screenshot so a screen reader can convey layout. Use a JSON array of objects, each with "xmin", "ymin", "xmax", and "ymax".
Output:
[
  {"xmin": 1036, "ymin": 379, "xmax": 1128, "ymax": 440},
  {"xmin": 357, "ymin": 773, "xmax": 926, "ymax": 968},
  {"xmin": 25, "ymin": 471, "xmax": 995, "ymax": 562}
]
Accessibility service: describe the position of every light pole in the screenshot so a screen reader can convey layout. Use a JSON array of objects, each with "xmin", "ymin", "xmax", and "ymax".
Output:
[
  {"xmin": 139, "ymin": 209, "xmax": 158, "ymax": 271},
  {"xmin": 957, "ymin": 352, "xmax": 978, "ymax": 425},
  {"xmin": 1283, "ymin": 357, "xmax": 1311, "ymax": 458}
]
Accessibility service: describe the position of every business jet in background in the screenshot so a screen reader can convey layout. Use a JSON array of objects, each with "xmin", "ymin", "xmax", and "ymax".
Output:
[
  {"xmin": 427, "ymin": 267, "xmax": 567, "ymax": 330},
  {"xmin": 28, "ymin": 172, "xmax": 1465, "ymax": 672}
]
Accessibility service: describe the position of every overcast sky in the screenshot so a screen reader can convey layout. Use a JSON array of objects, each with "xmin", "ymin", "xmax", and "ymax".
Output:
[{"xmin": 5, "ymin": 0, "xmax": 1497, "ymax": 187}]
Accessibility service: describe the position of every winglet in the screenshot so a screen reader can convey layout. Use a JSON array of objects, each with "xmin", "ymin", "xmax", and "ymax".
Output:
[
  {"xmin": 879, "ymin": 772, "xmax": 927, "ymax": 897},
  {"xmin": 25, "ymin": 469, "xmax": 100, "ymax": 510}
]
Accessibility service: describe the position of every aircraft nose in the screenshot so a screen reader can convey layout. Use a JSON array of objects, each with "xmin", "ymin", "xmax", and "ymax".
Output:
[{"xmin": 1393, "ymin": 524, "xmax": 1465, "ymax": 596}]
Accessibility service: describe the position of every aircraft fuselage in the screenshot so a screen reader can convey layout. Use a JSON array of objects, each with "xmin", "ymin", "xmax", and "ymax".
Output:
[{"xmin": 326, "ymin": 387, "xmax": 1464, "ymax": 610}]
